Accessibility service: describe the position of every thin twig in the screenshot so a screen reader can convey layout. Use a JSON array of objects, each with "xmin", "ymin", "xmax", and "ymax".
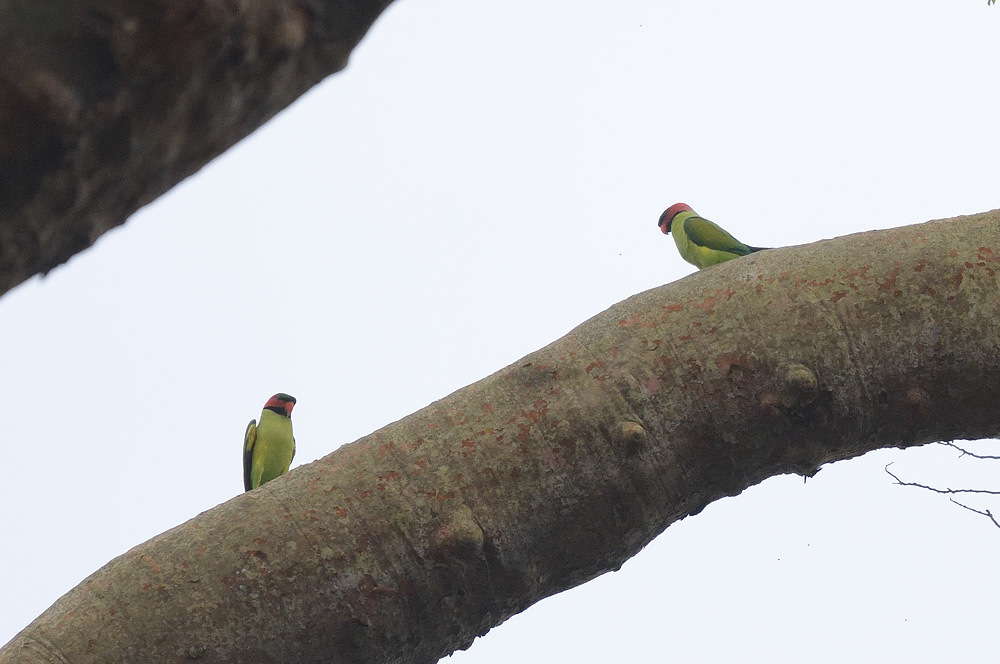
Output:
[
  {"xmin": 884, "ymin": 462, "xmax": 1000, "ymax": 495},
  {"xmin": 939, "ymin": 441, "xmax": 1000, "ymax": 460},
  {"xmin": 950, "ymin": 498, "xmax": 1000, "ymax": 529}
]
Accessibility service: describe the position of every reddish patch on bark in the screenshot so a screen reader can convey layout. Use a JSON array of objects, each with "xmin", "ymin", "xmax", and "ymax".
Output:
[
  {"xmin": 714, "ymin": 353, "xmax": 750, "ymax": 375},
  {"xmin": 874, "ymin": 261, "xmax": 901, "ymax": 296},
  {"xmin": 949, "ymin": 249, "xmax": 958, "ymax": 257},
  {"xmin": 333, "ymin": 507, "xmax": 348, "ymax": 518},
  {"xmin": 618, "ymin": 312, "xmax": 658, "ymax": 329},
  {"xmin": 253, "ymin": 537, "xmax": 267, "ymax": 545},
  {"xmin": 585, "ymin": 358, "xmax": 606, "ymax": 374},
  {"xmin": 693, "ymin": 288, "xmax": 736, "ymax": 314},
  {"xmin": 913, "ymin": 261, "xmax": 925, "ymax": 272},
  {"xmin": 920, "ymin": 285, "xmax": 936, "ymax": 296},
  {"xmin": 830, "ymin": 291, "xmax": 846, "ymax": 303},
  {"xmin": 481, "ymin": 403, "xmax": 494, "ymax": 414},
  {"xmin": 424, "ymin": 489, "xmax": 456, "ymax": 501}
]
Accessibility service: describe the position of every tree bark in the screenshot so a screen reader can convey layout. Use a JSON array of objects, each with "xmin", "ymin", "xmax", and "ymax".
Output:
[
  {"xmin": 2, "ymin": 212, "xmax": 998, "ymax": 664},
  {"xmin": 0, "ymin": 0, "xmax": 393, "ymax": 297}
]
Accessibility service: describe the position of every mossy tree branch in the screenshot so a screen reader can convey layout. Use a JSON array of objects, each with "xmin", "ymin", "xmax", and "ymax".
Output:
[{"xmin": 2, "ymin": 212, "xmax": 998, "ymax": 664}]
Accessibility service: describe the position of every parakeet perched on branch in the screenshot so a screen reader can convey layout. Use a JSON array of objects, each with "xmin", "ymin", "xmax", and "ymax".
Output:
[
  {"xmin": 658, "ymin": 203, "xmax": 768, "ymax": 269},
  {"xmin": 244, "ymin": 393, "xmax": 296, "ymax": 491}
]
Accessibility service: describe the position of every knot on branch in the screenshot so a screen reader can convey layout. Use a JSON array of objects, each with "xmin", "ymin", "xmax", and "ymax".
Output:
[
  {"xmin": 761, "ymin": 363, "xmax": 819, "ymax": 415},
  {"xmin": 430, "ymin": 506, "xmax": 484, "ymax": 562},
  {"xmin": 780, "ymin": 363, "xmax": 818, "ymax": 407},
  {"xmin": 616, "ymin": 421, "xmax": 648, "ymax": 456}
]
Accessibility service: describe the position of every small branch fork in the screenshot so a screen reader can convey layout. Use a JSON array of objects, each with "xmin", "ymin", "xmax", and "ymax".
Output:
[
  {"xmin": 885, "ymin": 441, "xmax": 1000, "ymax": 530},
  {"xmin": 938, "ymin": 441, "xmax": 1000, "ymax": 461}
]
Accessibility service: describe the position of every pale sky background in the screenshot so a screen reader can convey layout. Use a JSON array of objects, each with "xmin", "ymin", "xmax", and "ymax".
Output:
[{"xmin": 2, "ymin": 1, "xmax": 999, "ymax": 662}]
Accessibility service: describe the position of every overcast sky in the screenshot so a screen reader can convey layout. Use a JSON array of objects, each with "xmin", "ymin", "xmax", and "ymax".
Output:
[{"xmin": 2, "ymin": 1, "xmax": 998, "ymax": 661}]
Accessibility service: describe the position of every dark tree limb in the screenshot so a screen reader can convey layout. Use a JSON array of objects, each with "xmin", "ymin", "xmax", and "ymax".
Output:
[
  {"xmin": 0, "ymin": 0, "xmax": 394, "ymax": 296},
  {"xmin": 1, "ymin": 212, "xmax": 998, "ymax": 663}
]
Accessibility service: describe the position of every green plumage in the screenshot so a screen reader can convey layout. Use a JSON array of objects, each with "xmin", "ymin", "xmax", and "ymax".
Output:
[
  {"xmin": 243, "ymin": 394, "xmax": 296, "ymax": 491},
  {"xmin": 659, "ymin": 205, "xmax": 767, "ymax": 270}
]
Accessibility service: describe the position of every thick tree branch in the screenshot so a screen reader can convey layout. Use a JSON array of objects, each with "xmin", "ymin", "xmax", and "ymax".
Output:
[
  {"xmin": 0, "ymin": 0, "xmax": 393, "ymax": 296},
  {"xmin": 2, "ymin": 213, "xmax": 999, "ymax": 663}
]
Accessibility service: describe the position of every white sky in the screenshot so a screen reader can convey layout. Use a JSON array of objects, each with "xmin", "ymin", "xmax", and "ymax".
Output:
[{"xmin": 2, "ymin": 1, "xmax": 999, "ymax": 661}]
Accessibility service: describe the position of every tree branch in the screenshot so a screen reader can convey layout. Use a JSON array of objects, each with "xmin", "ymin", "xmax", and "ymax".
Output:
[
  {"xmin": 885, "ymin": 463, "xmax": 1000, "ymax": 496},
  {"xmin": 1, "ymin": 212, "xmax": 998, "ymax": 663},
  {"xmin": 950, "ymin": 499, "xmax": 1000, "ymax": 529},
  {"xmin": 939, "ymin": 441, "xmax": 1000, "ymax": 460},
  {"xmin": 0, "ymin": 0, "xmax": 394, "ymax": 297}
]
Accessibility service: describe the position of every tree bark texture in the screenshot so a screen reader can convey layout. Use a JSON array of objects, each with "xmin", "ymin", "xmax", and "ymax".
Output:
[
  {"xmin": 2, "ymin": 213, "xmax": 999, "ymax": 663},
  {"xmin": 0, "ymin": 0, "xmax": 393, "ymax": 296}
]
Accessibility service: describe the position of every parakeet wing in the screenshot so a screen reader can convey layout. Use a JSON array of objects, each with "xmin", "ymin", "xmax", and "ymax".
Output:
[
  {"xmin": 683, "ymin": 216, "xmax": 753, "ymax": 256},
  {"xmin": 291, "ymin": 436, "xmax": 296, "ymax": 464},
  {"xmin": 243, "ymin": 419, "xmax": 257, "ymax": 492}
]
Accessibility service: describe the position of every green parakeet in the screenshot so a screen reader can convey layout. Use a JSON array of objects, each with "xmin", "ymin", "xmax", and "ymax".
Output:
[
  {"xmin": 658, "ymin": 203, "xmax": 768, "ymax": 269},
  {"xmin": 244, "ymin": 393, "xmax": 296, "ymax": 491}
]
